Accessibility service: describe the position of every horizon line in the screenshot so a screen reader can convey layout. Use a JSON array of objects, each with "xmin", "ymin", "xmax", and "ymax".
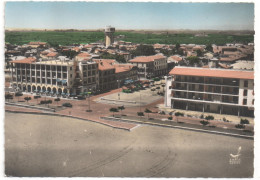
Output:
[{"xmin": 5, "ymin": 27, "xmax": 255, "ymax": 32}]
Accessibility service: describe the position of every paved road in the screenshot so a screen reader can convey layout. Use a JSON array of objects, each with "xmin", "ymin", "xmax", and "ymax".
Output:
[
  {"xmin": 102, "ymin": 115, "xmax": 254, "ymax": 137},
  {"xmin": 5, "ymin": 112, "xmax": 254, "ymax": 177}
]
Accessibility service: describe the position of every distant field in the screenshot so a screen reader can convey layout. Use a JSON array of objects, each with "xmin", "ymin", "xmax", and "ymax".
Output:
[{"xmin": 5, "ymin": 31, "xmax": 254, "ymax": 46}]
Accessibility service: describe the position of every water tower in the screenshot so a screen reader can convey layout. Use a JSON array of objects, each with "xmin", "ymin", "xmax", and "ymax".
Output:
[{"xmin": 104, "ymin": 26, "xmax": 115, "ymax": 47}]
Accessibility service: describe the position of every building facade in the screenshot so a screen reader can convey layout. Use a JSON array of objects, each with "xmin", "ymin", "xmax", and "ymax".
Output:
[
  {"xmin": 10, "ymin": 57, "xmax": 99, "ymax": 95},
  {"xmin": 165, "ymin": 67, "xmax": 254, "ymax": 117},
  {"xmin": 114, "ymin": 64, "xmax": 138, "ymax": 85},
  {"xmin": 129, "ymin": 54, "xmax": 167, "ymax": 79}
]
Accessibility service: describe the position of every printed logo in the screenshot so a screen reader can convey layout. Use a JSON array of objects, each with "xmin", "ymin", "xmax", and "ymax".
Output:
[{"xmin": 229, "ymin": 146, "xmax": 241, "ymax": 165}]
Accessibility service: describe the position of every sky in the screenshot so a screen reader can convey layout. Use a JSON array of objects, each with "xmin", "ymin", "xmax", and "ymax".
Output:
[{"xmin": 4, "ymin": 2, "xmax": 255, "ymax": 31}]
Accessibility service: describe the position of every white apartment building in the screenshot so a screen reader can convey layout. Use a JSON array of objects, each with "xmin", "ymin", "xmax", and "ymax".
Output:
[
  {"xmin": 10, "ymin": 57, "xmax": 99, "ymax": 95},
  {"xmin": 165, "ymin": 67, "xmax": 254, "ymax": 117}
]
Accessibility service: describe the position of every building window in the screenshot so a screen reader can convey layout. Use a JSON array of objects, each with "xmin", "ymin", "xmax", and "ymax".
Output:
[
  {"xmin": 244, "ymin": 80, "xmax": 248, "ymax": 87},
  {"xmin": 243, "ymin": 99, "xmax": 247, "ymax": 105},
  {"xmin": 243, "ymin": 89, "xmax": 247, "ymax": 96},
  {"xmin": 252, "ymin": 99, "xmax": 254, "ymax": 105}
]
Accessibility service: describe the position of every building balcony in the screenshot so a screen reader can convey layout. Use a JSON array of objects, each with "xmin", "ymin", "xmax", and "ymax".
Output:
[
  {"xmin": 172, "ymin": 96, "xmax": 239, "ymax": 105},
  {"xmin": 174, "ymin": 79, "xmax": 239, "ymax": 87}
]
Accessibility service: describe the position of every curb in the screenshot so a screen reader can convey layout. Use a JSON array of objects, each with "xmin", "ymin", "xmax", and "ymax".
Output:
[
  {"xmin": 5, "ymin": 102, "xmax": 55, "ymax": 112},
  {"xmin": 5, "ymin": 110, "xmax": 133, "ymax": 131},
  {"xmin": 101, "ymin": 116, "xmax": 254, "ymax": 140}
]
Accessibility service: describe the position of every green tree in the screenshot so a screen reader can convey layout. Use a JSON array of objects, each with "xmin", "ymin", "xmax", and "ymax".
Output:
[
  {"xmin": 54, "ymin": 98, "xmax": 61, "ymax": 105},
  {"xmin": 151, "ymin": 88, "xmax": 156, "ymax": 95},
  {"xmin": 15, "ymin": 92, "xmax": 23, "ymax": 102},
  {"xmin": 5, "ymin": 94, "xmax": 13, "ymax": 102},
  {"xmin": 61, "ymin": 50, "xmax": 78, "ymax": 59},
  {"xmin": 196, "ymin": 50, "xmax": 203, "ymax": 57},
  {"xmin": 24, "ymin": 97, "xmax": 31, "ymax": 104},
  {"xmin": 110, "ymin": 107, "xmax": 119, "ymax": 117},
  {"xmin": 120, "ymin": 46, "xmax": 127, "ymax": 51},
  {"xmin": 205, "ymin": 115, "xmax": 214, "ymax": 120},
  {"xmin": 118, "ymin": 106, "xmax": 125, "ymax": 116},
  {"xmin": 235, "ymin": 124, "xmax": 245, "ymax": 129},
  {"xmin": 160, "ymin": 49, "xmax": 174, "ymax": 57},
  {"xmin": 175, "ymin": 43, "xmax": 180, "ymax": 51},
  {"xmin": 34, "ymin": 95, "xmax": 41, "ymax": 104},
  {"xmin": 101, "ymin": 52, "xmax": 126, "ymax": 63},
  {"xmin": 156, "ymin": 86, "xmax": 160, "ymax": 93},
  {"xmin": 177, "ymin": 49, "xmax": 184, "ymax": 56},
  {"xmin": 200, "ymin": 120, "xmax": 209, "ymax": 127},
  {"xmin": 206, "ymin": 44, "xmax": 213, "ymax": 52},
  {"xmin": 46, "ymin": 100, "xmax": 52, "ymax": 108},
  {"xmin": 144, "ymin": 108, "xmax": 152, "ymax": 119},
  {"xmin": 131, "ymin": 44, "xmax": 155, "ymax": 57},
  {"xmin": 186, "ymin": 56, "xmax": 200, "ymax": 66},
  {"xmin": 240, "ymin": 118, "xmax": 250, "ymax": 124},
  {"xmin": 137, "ymin": 112, "xmax": 144, "ymax": 119}
]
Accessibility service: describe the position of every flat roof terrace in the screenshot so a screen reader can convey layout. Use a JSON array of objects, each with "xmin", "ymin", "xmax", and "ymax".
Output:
[{"xmin": 169, "ymin": 67, "xmax": 254, "ymax": 80}]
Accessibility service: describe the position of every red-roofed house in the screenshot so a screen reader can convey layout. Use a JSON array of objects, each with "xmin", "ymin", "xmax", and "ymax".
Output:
[
  {"xmin": 114, "ymin": 64, "xmax": 138, "ymax": 83},
  {"xmin": 164, "ymin": 66, "xmax": 254, "ymax": 117},
  {"xmin": 94, "ymin": 59, "xmax": 116, "ymax": 91},
  {"xmin": 129, "ymin": 54, "xmax": 167, "ymax": 78},
  {"xmin": 46, "ymin": 52, "xmax": 58, "ymax": 59},
  {"xmin": 28, "ymin": 42, "xmax": 48, "ymax": 48},
  {"xmin": 10, "ymin": 57, "xmax": 36, "ymax": 64},
  {"xmin": 76, "ymin": 52, "xmax": 92, "ymax": 61}
]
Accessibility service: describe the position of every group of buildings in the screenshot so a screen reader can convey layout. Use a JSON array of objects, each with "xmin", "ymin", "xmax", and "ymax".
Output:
[
  {"xmin": 5, "ymin": 26, "xmax": 255, "ymax": 117},
  {"xmin": 9, "ymin": 56, "xmax": 139, "ymax": 95}
]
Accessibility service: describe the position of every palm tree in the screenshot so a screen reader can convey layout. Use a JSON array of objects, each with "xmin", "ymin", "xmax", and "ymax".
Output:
[
  {"xmin": 144, "ymin": 108, "xmax": 152, "ymax": 119},
  {"xmin": 24, "ymin": 97, "xmax": 31, "ymax": 104},
  {"xmin": 15, "ymin": 92, "xmax": 23, "ymax": 102},
  {"xmin": 137, "ymin": 112, "xmax": 144, "ymax": 120},
  {"xmin": 5, "ymin": 94, "xmax": 13, "ymax": 102},
  {"xmin": 151, "ymin": 88, "xmax": 156, "ymax": 95},
  {"xmin": 46, "ymin": 100, "xmax": 52, "ymax": 108},
  {"xmin": 200, "ymin": 120, "xmax": 209, "ymax": 127},
  {"xmin": 109, "ymin": 108, "xmax": 119, "ymax": 117},
  {"xmin": 118, "ymin": 106, "xmax": 125, "ymax": 116},
  {"xmin": 34, "ymin": 95, "xmax": 41, "ymax": 104},
  {"xmin": 156, "ymin": 86, "xmax": 160, "ymax": 93},
  {"xmin": 54, "ymin": 98, "xmax": 60, "ymax": 105},
  {"xmin": 162, "ymin": 84, "xmax": 165, "ymax": 93}
]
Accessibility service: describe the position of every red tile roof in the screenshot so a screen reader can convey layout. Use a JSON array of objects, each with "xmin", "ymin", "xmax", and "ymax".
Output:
[
  {"xmin": 77, "ymin": 52, "xmax": 91, "ymax": 57},
  {"xmin": 93, "ymin": 59, "xmax": 115, "ymax": 71},
  {"xmin": 10, "ymin": 57, "xmax": 36, "ymax": 64},
  {"xmin": 169, "ymin": 67, "xmax": 254, "ymax": 80},
  {"xmin": 114, "ymin": 64, "xmax": 134, "ymax": 73},
  {"xmin": 84, "ymin": 44, "xmax": 93, "ymax": 48},
  {"xmin": 40, "ymin": 51, "xmax": 49, "ymax": 55},
  {"xmin": 129, "ymin": 55, "xmax": 165, "ymax": 63},
  {"xmin": 169, "ymin": 55, "xmax": 183, "ymax": 62},
  {"xmin": 97, "ymin": 61, "xmax": 115, "ymax": 71},
  {"xmin": 28, "ymin": 42, "xmax": 46, "ymax": 45},
  {"xmin": 46, "ymin": 52, "xmax": 58, "ymax": 57}
]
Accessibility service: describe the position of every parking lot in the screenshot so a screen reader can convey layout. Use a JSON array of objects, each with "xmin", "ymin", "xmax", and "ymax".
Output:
[{"xmin": 95, "ymin": 88, "xmax": 163, "ymax": 107}]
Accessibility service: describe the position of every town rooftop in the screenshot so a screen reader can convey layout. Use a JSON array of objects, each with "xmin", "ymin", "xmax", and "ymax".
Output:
[{"xmin": 169, "ymin": 66, "xmax": 254, "ymax": 80}]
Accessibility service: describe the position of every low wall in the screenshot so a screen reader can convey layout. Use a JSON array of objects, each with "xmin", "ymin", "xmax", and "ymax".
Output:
[{"xmin": 5, "ymin": 102, "xmax": 55, "ymax": 112}]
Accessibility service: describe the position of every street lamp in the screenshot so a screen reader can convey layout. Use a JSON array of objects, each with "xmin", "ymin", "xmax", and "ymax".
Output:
[
  {"xmin": 86, "ymin": 88, "xmax": 92, "ymax": 112},
  {"xmin": 117, "ymin": 80, "xmax": 121, "ymax": 100}
]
